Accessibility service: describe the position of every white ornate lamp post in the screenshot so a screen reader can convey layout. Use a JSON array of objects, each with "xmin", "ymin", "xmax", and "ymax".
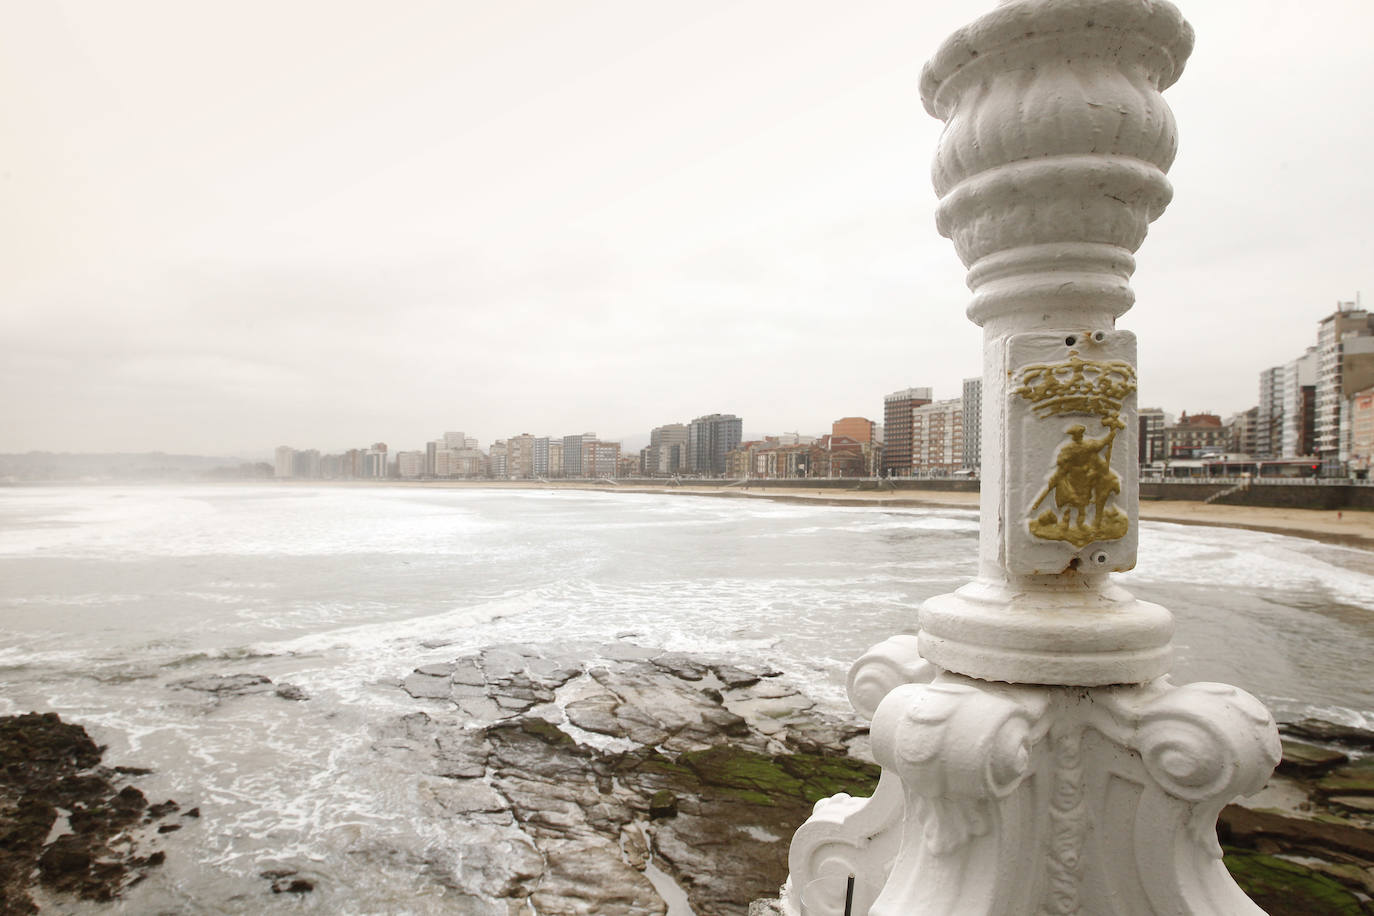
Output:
[{"xmin": 784, "ymin": 1, "xmax": 1282, "ymax": 913}]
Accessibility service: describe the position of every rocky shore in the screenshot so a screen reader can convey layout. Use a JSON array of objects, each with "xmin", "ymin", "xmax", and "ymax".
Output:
[
  {"xmin": 384, "ymin": 641, "xmax": 1374, "ymax": 915},
  {"xmin": 1219, "ymin": 722, "xmax": 1374, "ymax": 915},
  {"xmin": 382, "ymin": 640, "xmax": 876, "ymax": 915},
  {"xmin": 5, "ymin": 643, "xmax": 1372, "ymax": 914},
  {"xmin": 0, "ymin": 713, "xmax": 188, "ymax": 915}
]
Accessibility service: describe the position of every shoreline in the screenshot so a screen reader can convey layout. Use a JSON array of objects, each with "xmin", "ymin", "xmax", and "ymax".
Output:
[
  {"xmin": 13, "ymin": 477, "xmax": 1372, "ymax": 551},
  {"xmin": 278, "ymin": 478, "xmax": 1374, "ymax": 552}
]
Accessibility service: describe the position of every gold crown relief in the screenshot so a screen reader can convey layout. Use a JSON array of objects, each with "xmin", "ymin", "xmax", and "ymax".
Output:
[{"xmin": 1015, "ymin": 352, "xmax": 1137, "ymax": 419}]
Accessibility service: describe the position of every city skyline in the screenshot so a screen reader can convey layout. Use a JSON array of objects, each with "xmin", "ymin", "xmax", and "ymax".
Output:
[
  {"xmin": 0, "ymin": 384, "xmax": 1304, "ymax": 464},
  {"xmin": 4, "ymin": 1, "xmax": 1371, "ymax": 454}
]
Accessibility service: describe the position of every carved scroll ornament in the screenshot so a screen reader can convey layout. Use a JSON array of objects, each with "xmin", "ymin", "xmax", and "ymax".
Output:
[{"xmin": 861, "ymin": 674, "xmax": 1279, "ymax": 916}]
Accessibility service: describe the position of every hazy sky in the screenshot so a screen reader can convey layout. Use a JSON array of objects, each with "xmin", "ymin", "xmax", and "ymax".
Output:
[{"xmin": 4, "ymin": 1, "xmax": 1371, "ymax": 456}]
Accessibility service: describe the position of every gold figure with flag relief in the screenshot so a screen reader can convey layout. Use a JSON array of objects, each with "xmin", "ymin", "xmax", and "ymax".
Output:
[
  {"xmin": 1029, "ymin": 417, "xmax": 1127, "ymax": 547},
  {"xmin": 1015, "ymin": 350, "xmax": 1136, "ymax": 549}
]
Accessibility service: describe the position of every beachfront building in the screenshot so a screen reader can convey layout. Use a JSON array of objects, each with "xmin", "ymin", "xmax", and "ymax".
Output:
[
  {"xmin": 910, "ymin": 398, "xmax": 963, "ymax": 475},
  {"xmin": 583, "ymin": 439, "xmax": 621, "ymax": 478},
  {"xmin": 1350, "ymin": 386, "xmax": 1374, "ymax": 473},
  {"xmin": 1281, "ymin": 350, "xmax": 1318, "ymax": 458},
  {"xmin": 532, "ymin": 437, "xmax": 551, "ymax": 478},
  {"xmin": 1138, "ymin": 407, "xmax": 1168, "ymax": 465},
  {"xmin": 1258, "ymin": 303, "xmax": 1374, "ymax": 469},
  {"xmin": 829, "ymin": 420, "xmax": 885, "ymax": 477},
  {"xmin": 1165, "ymin": 412, "xmax": 1228, "ymax": 459},
  {"xmin": 274, "ymin": 446, "xmax": 294, "ymax": 478},
  {"xmin": 433, "ymin": 447, "xmax": 485, "ymax": 478},
  {"xmin": 1316, "ymin": 303, "xmax": 1374, "ymax": 471},
  {"xmin": 686, "ymin": 414, "xmax": 743, "ymax": 476},
  {"xmin": 1257, "ymin": 365, "xmax": 1284, "ymax": 458},
  {"xmin": 881, "ymin": 386, "xmax": 932, "ymax": 477},
  {"xmin": 362, "ymin": 443, "xmax": 388, "ymax": 478},
  {"xmin": 641, "ymin": 423, "xmax": 689, "ymax": 477},
  {"xmin": 561, "ymin": 433, "xmax": 596, "ymax": 477},
  {"xmin": 432, "ymin": 448, "xmax": 454, "ymax": 477},
  {"xmin": 758, "ymin": 441, "xmax": 817, "ymax": 479},
  {"xmin": 1340, "ymin": 337, "xmax": 1374, "ymax": 466},
  {"xmin": 821, "ymin": 434, "xmax": 867, "ymax": 477},
  {"xmin": 488, "ymin": 441, "xmax": 507, "ymax": 479},
  {"xmin": 831, "ymin": 417, "xmax": 875, "ymax": 443},
  {"xmin": 653, "ymin": 423, "xmax": 688, "ymax": 466},
  {"xmin": 275, "ymin": 447, "xmax": 322, "ymax": 479},
  {"xmin": 340, "ymin": 449, "xmax": 364, "ymax": 478},
  {"xmin": 396, "ymin": 451, "xmax": 425, "ymax": 479},
  {"xmin": 318, "ymin": 453, "xmax": 343, "ymax": 479},
  {"xmin": 725, "ymin": 441, "xmax": 761, "ymax": 478},
  {"xmin": 1229, "ymin": 407, "xmax": 1259, "ymax": 456},
  {"xmin": 506, "ymin": 434, "xmax": 535, "ymax": 479},
  {"xmin": 1259, "ymin": 349, "xmax": 1317, "ymax": 459},
  {"xmin": 961, "ymin": 377, "xmax": 982, "ymax": 472}
]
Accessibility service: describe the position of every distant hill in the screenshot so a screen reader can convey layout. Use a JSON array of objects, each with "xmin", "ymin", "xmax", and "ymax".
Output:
[{"xmin": 0, "ymin": 452, "xmax": 260, "ymax": 482}]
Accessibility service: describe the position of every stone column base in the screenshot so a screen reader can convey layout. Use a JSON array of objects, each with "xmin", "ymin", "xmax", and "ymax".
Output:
[{"xmin": 784, "ymin": 656, "xmax": 1280, "ymax": 915}]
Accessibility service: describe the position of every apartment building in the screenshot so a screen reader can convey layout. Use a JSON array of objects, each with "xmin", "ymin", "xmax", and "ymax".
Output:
[
  {"xmin": 1138, "ymin": 408, "xmax": 1167, "ymax": 464},
  {"xmin": 1229, "ymin": 408, "xmax": 1259, "ymax": 456},
  {"xmin": 686, "ymin": 414, "xmax": 743, "ymax": 476},
  {"xmin": 396, "ymin": 451, "xmax": 426, "ymax": 479},
  {"xmin": 1350, "ymin": 387, "xmax": 1374, "ymax": 473},
  {"xmin": 1316, "ymin": 304, "xmax": 1374, "ymax": 469},
  {"xmin": 832, "ymin": 417, "xmax": 875, "ymax": 443},
  {"xmin": 1165, "ymin": 413, "xmax": 1228, "ymax": 459},
  {"xmin": 961, "ymin": 378, "xmax": 982, "ymax": 471},
  {"xmin": 642, "ymin": 423, "xmax": 689, "ymax": 477},
  {"xmin": 1256, "ymin": 366, "xmax": 1284, "ymax": 458},
  {"xmin": 882, "ymin": 387, "xmax": 932, "ymax": 477},
  {"xmin": 911, "ymin": 398, "xmax": 963, "ymax": 475},
  {"xmin": 561, "ymin": 433, "xmax": 596, "ymax": 477},
  {"xmin": 507, "ymin": 434, "xmax": 535, "ymax": 479},
  {"xmin": 583, "ymin": 439, "xmax": 621, "ymax": 478}
]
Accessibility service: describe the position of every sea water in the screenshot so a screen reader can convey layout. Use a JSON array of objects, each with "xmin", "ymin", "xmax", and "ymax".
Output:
[{"xmin": 1, "ymin": 484, "xmax": 1371, "ymax": 912}]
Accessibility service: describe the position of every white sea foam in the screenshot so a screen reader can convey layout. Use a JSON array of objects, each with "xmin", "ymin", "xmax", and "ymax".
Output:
[
  {"xmin": 1136, "ymin": 522, "xmax": 1374, "ymax": 608},
  {"xmin": 2, "ymin": 485, "xmax": 1371, "ymax": 912},
  {"xmin": 251, "ymin": 589, "xmax": 550, "ymax": 669}
]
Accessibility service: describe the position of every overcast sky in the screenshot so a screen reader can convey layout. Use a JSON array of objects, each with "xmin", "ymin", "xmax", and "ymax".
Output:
[{"xmin": 4, "ymin": 0, "xmax": 1371, "ymax": 457}]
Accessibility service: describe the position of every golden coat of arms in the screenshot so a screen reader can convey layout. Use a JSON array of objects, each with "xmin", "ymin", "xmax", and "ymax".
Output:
[{"xmin": 1015, "ymin": 352, "xmax": 1137, "ymax": 549}]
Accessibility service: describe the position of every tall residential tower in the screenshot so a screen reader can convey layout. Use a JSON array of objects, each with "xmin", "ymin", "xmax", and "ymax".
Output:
[{"xmin": 881, "ymin": 387, "xmax": 932, "ymax": 476}]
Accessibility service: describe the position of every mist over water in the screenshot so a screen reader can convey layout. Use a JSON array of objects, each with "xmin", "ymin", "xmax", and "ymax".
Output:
[{"xmin": 1, "ymin": 484, "xmax": 1370, "ymax": 911}]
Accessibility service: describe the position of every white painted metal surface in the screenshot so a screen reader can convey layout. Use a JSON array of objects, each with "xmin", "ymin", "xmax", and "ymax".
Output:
[{"xmin": 783, "ymin": 1, "xmax": 1282, "ymax": 912}]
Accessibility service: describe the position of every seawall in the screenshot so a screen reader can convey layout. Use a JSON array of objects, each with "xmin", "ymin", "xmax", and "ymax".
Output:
[{"xmin": 617, "ymin": 477, "xmax": 1371, "ymax": 511}]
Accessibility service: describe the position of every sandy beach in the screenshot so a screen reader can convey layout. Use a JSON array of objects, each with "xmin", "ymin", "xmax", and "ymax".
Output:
[
  {"xmin": 680, "ymin": 485, "xmax": 1374, "ymax": 549},
  {"xmin": 337, "ymin": 479, "xmax": 1374, "ymax": 551}
]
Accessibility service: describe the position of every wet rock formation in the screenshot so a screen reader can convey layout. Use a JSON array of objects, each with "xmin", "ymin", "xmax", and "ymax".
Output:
[
  {"xmin": 382, "ymin": 641, "xmax": 876, "ymax": 915},
  {"xmin": 0, "ymin": 712, "xmax": 182, "ymax": 915},
  {"xmin": 388, "ymin": 643, "xmax": 1374, "ymax": 915},
  {"xmin": 1217, "ymin": 722, "xmax": 1374, "ymax": 914}
]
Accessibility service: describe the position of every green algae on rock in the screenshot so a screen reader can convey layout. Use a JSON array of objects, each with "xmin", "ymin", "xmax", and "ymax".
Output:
[
  {"xmin": 1223, "ymin": 849, "xmax": 1369, "ymax": 916},
  {"xmin": 678, "ymin": 745, "xmax": 880, "ymax": 807}
]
